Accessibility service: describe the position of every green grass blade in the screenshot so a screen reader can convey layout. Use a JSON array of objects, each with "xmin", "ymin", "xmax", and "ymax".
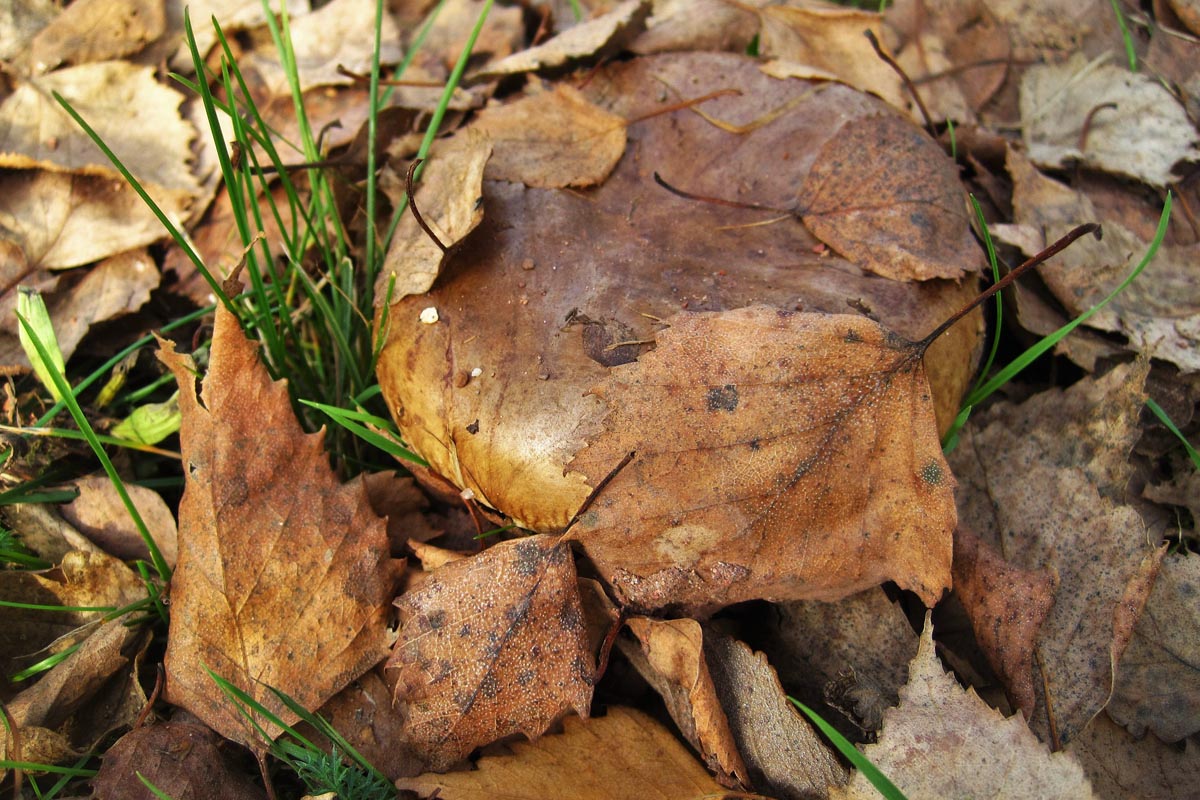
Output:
[
  {"xmin": 136, "ymin": 773, "xmax": 178, "ymax": 800},
  {"xmin": 789, "ymin": 697, "xmax": 908, "ymax": 800},
  {"xmin": 1109, "ymin": 0, "xmax": 1138, "ymax": 72},
  {"xmin": 0, "ymin": 762, "xmax": 96, "ymax": 777},
  {"xmin": 968, "ymin": 195, "xmax": 1003, "ymax": 395},
  {"xmin": 963, "ymin": 192, "xmax": 1171, "ymax": 409},
  {"xmin": 1145, "ymin": 398, "xmax": 1200, "ymax": 470},
  {"xmin": 299, "ymin": 399, "xmax": 427, "ymax": 465}
]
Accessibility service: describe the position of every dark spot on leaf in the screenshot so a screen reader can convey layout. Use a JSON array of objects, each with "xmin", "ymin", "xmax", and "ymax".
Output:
[
  {"xmin": 748, "ymin": 438, "xmax": 760, "ymax": 451},
  {"xmin": 558, "ymin": 604, "xmax": 583, "ymax": 632},
  {"xmin": 479, "ymin": 673, "xmax": 499, "ymax": 699},
  {"xmin": 466, "ymin": 419, "xmax": 480, "ymax": 434},
  {"xmin": 844, "ymin": 329, "xmax": 863, "ymax": 343},
  {"xmin": 516, "ymin": 668, "xmax": 536, "ymax": 687},
  {"xmin": 921, "ymin": 460, "xmax": 944, "ymax": 486},
  {"xmin": 458, "ymin": 623, "xmax": 471, "ymax": 637},
  {"xmin": 427, "ymin": 610, "xmax": 447, "ymax": 630},
  {"xmin": 706, "ymin": 384, "xmax": 739, "ymax": 412},
  {"xmin": 513, "ymin": 540, "xmax": 543, "ymax": 576}
]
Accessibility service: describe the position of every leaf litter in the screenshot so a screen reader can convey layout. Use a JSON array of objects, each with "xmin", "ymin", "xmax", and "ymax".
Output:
[{"xmin": 0, "ymin": 0, "xmax": 1197, "ymax": 798}]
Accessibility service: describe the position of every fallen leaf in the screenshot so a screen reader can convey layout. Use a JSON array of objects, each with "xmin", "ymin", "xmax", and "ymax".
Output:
[
  {"xmin": 377, "ymin": 128, "xmax": 492, "ymax": 303},
  {"xmin": 475, "ymin": 0, "xmax": 650, "ymax": 78},
  {"xmin": 1068, "ymin": 713, "xmax": 1200, "ymax": 800},
  {"xmin": 829, "ymin": 615, "xmax": 1096, "ymax": 800},
  {"xmin": 759, "ymin": 6, "xmax": 907, "ymax": 113},
  {"xmin": 1008, "ymin": 148, "xmax": 1200, "ymax": 372},
  {"xmin": 629, "ymin": 0, "xmax": 761, "ymax": 54},
  {"xmin": 982, "ymin": 0, "xmax": 1124, "ymax": 61},
  {"xmin": 799, "ymin": 112, "xmax": 975, "ymax": 281},
  {"xmin": 568, "ymin": 305, "xmax": 955, "ymax": 612},
  {"xmin": 377, "ymin": 52, "xmax": 983, "ymax": 543},
  {"xmin": 159, "ymin": 304, "xmax": 396, "ymax": 749},
  {"xmin": 162, "ymin": 0, "xmax": 310, "ymax": 70},
  {"xmin": 92, "ymin": 718, "xmax": 268, "ymax": 800},
  {"xmin": 396, "ymin": 706, "xmax": 730, "ymax": 799},
  {"xmin": 25, "ymin": 0, "xmax": 165, "ymax": 74},
  {"xmin": 1106, "ymin": 552, "xmax": 1200, "ymax": 742},
  {"xmin": 623, "ymin": 617, "xmax": 749, "ymax": 788},
  {"xmin": 59, "ymin": 474, "xmax": 179, "ymax": 567},
  {"xmin": 0, "ymin": 61, "xmax": 199, "ymax": 201},
  {"xmin": 747, "ymin": 587, "xmax": 918, "ymax": 736},
  {"xmin": 361, "ymin": 470, "xmax": 443, "ymax": 550},
  {"xmin": 388, "ymin": 534, "xmax": 593, "ymax": 771},
  {"xmin": 473, "ymin": 83, "xmax": 627, "ymax": 188},
  {"xmin": 0, "ymin": 170, "xmax": 187, "ymax": 270},
  {"xmin": 952, "ymin": 524, "xmax": 1056, "ymax": 717},
  {"xmin": 1020, "ymin": 52, "xmax": 1199, "ymax": 187},
  {"xmin": 0, "ymin": 0, "xmax": 58, "ymax": 61},
  {"xmin": 948, "ymin": 361, "xmax": 1165, "ymax": 747},
  {"xmin": 702, "ymin": 630, "xmax": 849, "ymax": 799},
  {"xmin": 309, "ymin": 667, "xmax": 423, "ymax": 781}
]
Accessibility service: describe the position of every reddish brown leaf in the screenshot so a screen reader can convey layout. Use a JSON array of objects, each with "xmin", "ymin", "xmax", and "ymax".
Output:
[
  {"xmin": 388, "ymin": 534, "xmax": 593, "ymax": 770},
  {"xmin": 568, "ymin": 305, "xmax": 955, "ymax": 612},
  {"xmin": 158, "ymin": 304, "xmax": 396, "ymax": 748}
]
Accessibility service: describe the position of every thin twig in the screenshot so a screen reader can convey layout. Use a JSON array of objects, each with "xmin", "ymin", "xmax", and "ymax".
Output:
[
  {"xmin": 406, "ymin": 159, "xmax": 448, "ymax": 253},
  {"xmin": 865, "ymin": 29, "xmax": 935, "ymax": 135}
]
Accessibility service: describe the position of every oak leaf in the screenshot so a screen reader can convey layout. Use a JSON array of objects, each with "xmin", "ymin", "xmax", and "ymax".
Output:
[
  {"xmin": 568, "ymin": 305, "xmax": 955, "ymax": 612},
  {"xmin": 830, "ymin": 616, "xmax": 1096, "ymax": 800},
  {"xmin": 159, "ymin": 304, "xmax": 395, "ymax": 748},
  {"xmin": 388, "ymin": 534, "xmax": 593, "ymax": 771},
  {"xmin": 396, "ymin": 707, "xmax": 729, "ymax": 800}
]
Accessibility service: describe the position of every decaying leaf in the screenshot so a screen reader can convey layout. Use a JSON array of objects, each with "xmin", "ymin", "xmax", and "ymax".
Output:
[
  {"xmin": 568, "ymin": 305, "xmax": 955, "ymax": 612},
  {"xmin": 830, "ymin": 616, "xmax": 1096, "ymax": 800},
  {"xmin": 0, "ymin": 0, "xmax": 58, "ymax": 61},
  {"xmin": 59, "ymin": 474, "xmax": 179, "ymax": 567},
  {"xmin": 25, "ymin": 0, "xmax": 165, "ymax": 74},
  {"xmin": 759, "ymin": 6, "xmax": 907, "ymax": 112},
  {"xmin": 378, "ymin": 128, "xmax": 492, "ymax": 303},
  {"xmin": 475, "ymin": 0, "xmax": 650, "ymax": 78},
  {"xmin": 1106, "ymin": 552, "xmax": 1200, "ymax": 742},
  {"xmin": 622, "ymin": 617, "xmax": 749, "ymax": 787},
  {"xmin": 1069, "ymin": 713, "xmax": 1200, "ymax": 800},
  {"xmin": 1020, "ymin": 52, "xmax": 1200, "ymax": 187},
  {"xmin": 159, "ymin": 304, "xmax": 396, "ymax": 748},
  {"xmin": 1008, "ymin": 149, "xmax": 1200, "ymax": 372},
  {"xmin": 310, "ymin": 667, "xmax": 423, "ymax": 781},
  {"xmin": 952, "ymin": 524, "xmax": 1056, "ymax": 716},
  {"xmin": 799, "ymin": 113, "xmax": 973, "ymax": 282},
  {"xmin": 473, "ymin": 83, "xmax": 627, "ymax": 188},
  {"xmin": 629, "ymin": 0, "xmax": 761, "ymax": 54},
  {"xmin": 92, "ymin": 718, "xmax": 268, "ymax": 800},
  {"xmin": 388, "ymin": 534, "xmax": 593, "ymax": 771},
  {"xmin": 396, "ymin": 707, "xmax": 729, "ymax": 799},
  {"xmin": 702, "ymin": 630, "xmax": 849, "ymax": 799},
  {"xmin": 948, "ymin": 361, "xmax": 1164, "ymax": 747}
]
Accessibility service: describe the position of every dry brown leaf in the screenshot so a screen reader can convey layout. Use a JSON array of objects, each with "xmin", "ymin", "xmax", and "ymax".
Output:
[
  {"xmin": 1020, "ymin": 52, "xmax": 1199, "ymax": 187},
  {"xmin": 1106, "ymin": 552, "xmax": 1200, "ymax": 742},
  {"xmin": 759, "ymin": 6, "xmax": 907, "ymax": 112},
  {"xmin": 0, "ymin": 61, "xmax": 199, "ymax": 201},
  {"xmin": 388, "ymin": 534, "xmax": 593, "ymax": 770},
  {"xmin": 748, "ymin": 588, "xmax": 918, "ymax": 736},
  {"xmin": 59, "ymin": 474, "xmax": 179, "ymax": 567},
  {"xmin": 0, "ymin": 0, "xmax": 58, "ymax": 60},
  {"xmin": 623, "ymin": 617, "xmax": 749, "ymax": 788},
  {"xmin": 952, "ymin": 524, "xmax": 1056, "ymax": 716},
  {"xmin": 412, "ymin": 0, "xmax": 524, "ymax": 83},
  {"xmin": 475, "ymin": 0, "xmax": 650, "ymax": 78},
  {"xmin": 473, "ymin": 84, "xmax": 627, "ymax": 188},
  {"xmin": 0, "ymin": 170, "xmax": 186, "ymax": 270},
  {"xmin": 1069, "ymin": 713, "xmax": 1200, "ymax": 800},
  {"xmin": 376, "ymin": 53, "xmax": 982, "ymax": 558},
  {"xmin": 799, "ymin": 113, "xmax": 974, "ymax": 282},
  {"xmin": 830, "ymin": 615, "xmax": 1096, "ymax": 800},
  {"xmin": 948, "ymin": 361, "xmax": 1165, "ymax": 747},
  {"xmin": 159, "ymin": 304, "xmax": 396, "ymax": 749},
  {"xmin": 982, "ymin": 0, "xmax": 1123, "ymax": 61},
  {"xmin": 396, "ymin": 706, "xmax": 730, "ymax": 799},
  {"xmin": 377, "ymin": 128, "xmax": 492, "ymax": 303},
  {"xmin": 1008, "ymin": 149, "xmax": 1200, "ymax": 372},
  {"xmin": 702, "ymin": 630, "xmax": 849, "ymax": 800},
  {"xmin": 162, "ymin": 0, "xmax": 310, "ymax": 69},
  {"xmin": 309, "ymin": 667, "xmax": 423, "ymax": 781},
  {"xmin": 25, "ymin": 0, "xmax": 164, "ymax": 74},
  {"xmin": 629, "ymin": 0, "xmax": 762, "ymax": 54},
  {"xmin": 569, "ymin": 305, "xmax": 955, "ymax": 612},
  {"xmin": 92, "ymin": 719, "xmax": 268, "ymax": 800},
  {"xmin": 361, "ymin": 470, "xmax": 442, "ymax": 550},
  {"xmin": 0, "ymin": 248, "xmax": 159, "ymax": 372}
]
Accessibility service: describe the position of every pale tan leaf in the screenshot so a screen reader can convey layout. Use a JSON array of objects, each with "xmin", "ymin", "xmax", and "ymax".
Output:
[
  {"xmin": 1020, "ymin": 52, "xmax": 1199, "ymax": 187},
  {"xmin": 569, "ymin": 305, "xmax": 955, "ymax": 613},
  {"xmin": 0, "ymin": 0, "xmax": 58, "ymax": 61},
  {"xmin": 396, "ymin": 707, "xmax": 728, "ymax": 800},
  {"xmin": 630, "ymin": 0, "xmax": 761, "ymax": 54},
  {"xmin": 830, "ymin": 616, "xmax": 1096, "ymax": 800},
  {"xmin": 1069, "ymin": 713, "xmax": 1200, "ymax": 800},
  {"xmin": 377, "ymin": 128, "xmax": 492, "ymax": 303},
  {"xmin": 388, "ymin": 535, "xmax": 593, "ymax": 770},
  {"xmin": 474, "ymin": 84, "xmax": 627, "ymax": 188},
  {"xmin": 159, "ymin": 304, "xmax": 396, "ymax": 748},
  {"xmin": 26, "ymin": 0, "xmax": 164, "ymax": 74}
]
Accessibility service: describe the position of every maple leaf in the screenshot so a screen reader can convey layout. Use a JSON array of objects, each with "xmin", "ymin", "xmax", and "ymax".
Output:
[
  {"xmin": 388, "ymin": 534, "xmax": 593, "ymax": 771},
  {"xmin": 568, "ymin": 305, "xmax": 956, "ymax": 612},
  {"xmin": 158, "ymin": 304, "xmax": 396, "ymax": 748}
]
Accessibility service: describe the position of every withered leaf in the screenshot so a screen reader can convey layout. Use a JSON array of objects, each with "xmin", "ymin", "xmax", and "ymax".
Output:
[
  {"xmin": 388, "ymin": 534, "xmax": 593, "ymax": 771},
  {"xmin": 25, "ymin": 0, "xmax": 165, "ymax": 74},
  {"xmin": 569, "ymin": 305, "xmax": 955, "ymax": 613},
  {"xmin": 948, "ymin": 361, "xmax": 1164, "ymax": 747},
  {"xmin": 799, "ymin": 113, "xmax": 973, "ymax": 282},
  {"xmin": 830, "ymin": 616, "xmax": 1096, "ymax": 800},
  {"xmin": 396, "ymin": 707, "xmax": 728, "ymax": 800},
  {"xmin": 159, "ymin": 304, "xmax": 395, "ymax": 748},
  {"xmin": 1069, "ymin": 713, "xmax": 1200, "ymax": 800},
  {"xmin": 59, "ymin": 474, "xmax": 178, "ymax": 568}
]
